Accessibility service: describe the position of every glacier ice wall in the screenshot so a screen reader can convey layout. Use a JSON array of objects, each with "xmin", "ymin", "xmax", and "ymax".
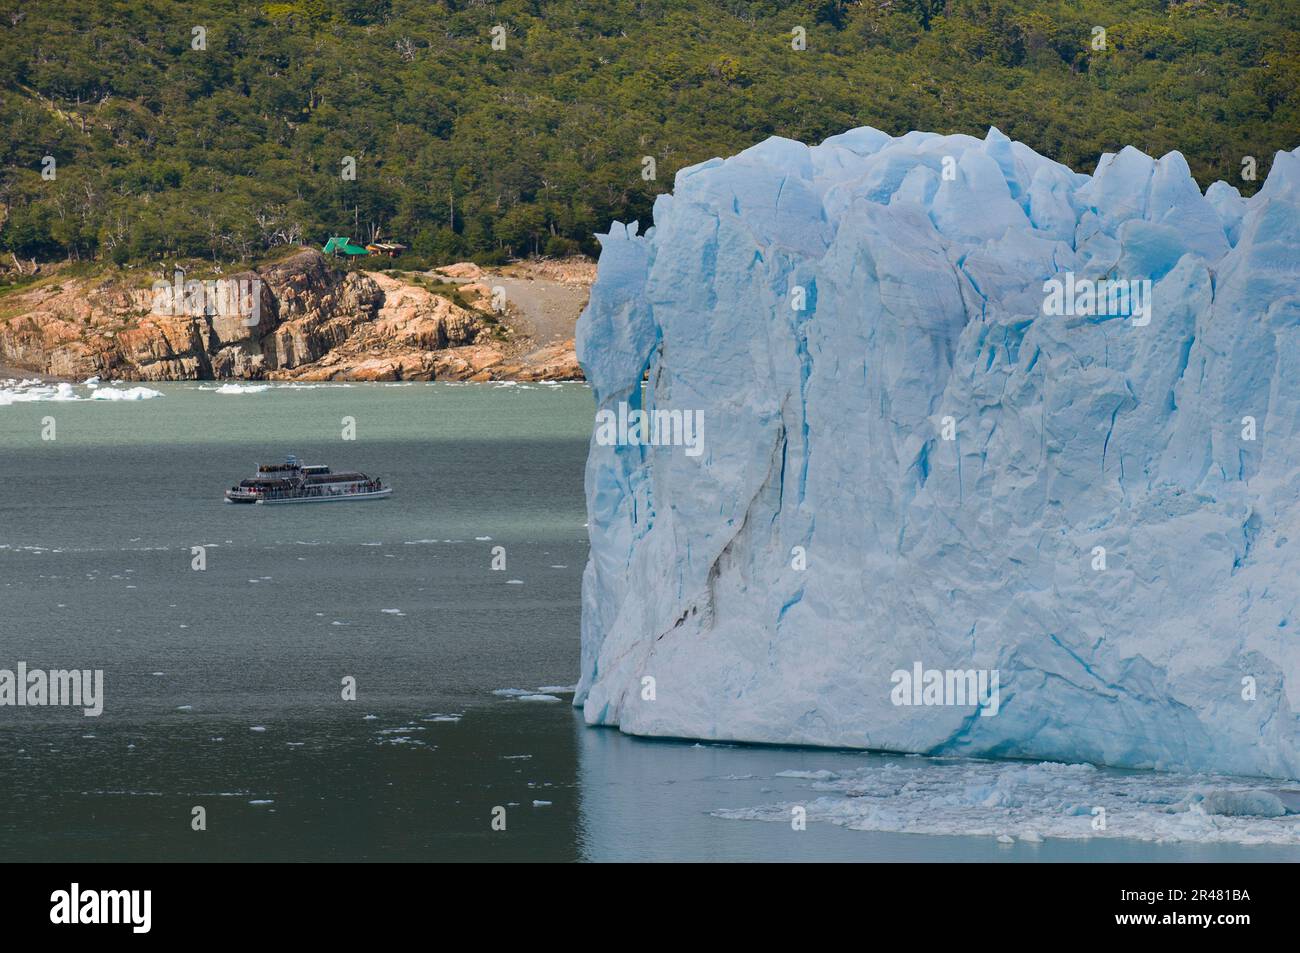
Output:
[{"xmin": 575, "ymin": 127, "xmax": 1300, "ymax": 779}]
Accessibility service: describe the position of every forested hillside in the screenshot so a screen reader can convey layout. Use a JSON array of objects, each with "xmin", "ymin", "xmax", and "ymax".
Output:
[{"xmin": 1, "ymin": 0, "xmax": 1297, "ymax": 267}]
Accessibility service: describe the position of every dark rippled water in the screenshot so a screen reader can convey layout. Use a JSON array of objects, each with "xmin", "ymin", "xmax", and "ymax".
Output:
[{"xmin": 1, "ymin": 381, "xmax": 1295, "ymax": 862}]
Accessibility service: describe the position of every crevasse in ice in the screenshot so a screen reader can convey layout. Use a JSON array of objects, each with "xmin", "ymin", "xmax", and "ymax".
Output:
[{"xmin": 575, "ymin": 127, "xmax": 1300, "ymax": 779}]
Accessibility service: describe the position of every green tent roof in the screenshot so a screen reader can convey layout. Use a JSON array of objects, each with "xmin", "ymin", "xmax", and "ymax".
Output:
[{"xmin": 323, "ymin": 236, "xmax": 369, "ymax": 255}]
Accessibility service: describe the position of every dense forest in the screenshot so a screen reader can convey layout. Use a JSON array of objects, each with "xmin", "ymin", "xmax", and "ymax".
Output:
[{"xmin": 1, "ymin": 0, "xmax": 1297, "ymax": 268}]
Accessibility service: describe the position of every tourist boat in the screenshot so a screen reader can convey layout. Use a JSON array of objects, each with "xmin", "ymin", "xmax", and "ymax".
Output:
[{"xmin": 224, "ymin": 455, "xmax": 392, "ymax": 504}]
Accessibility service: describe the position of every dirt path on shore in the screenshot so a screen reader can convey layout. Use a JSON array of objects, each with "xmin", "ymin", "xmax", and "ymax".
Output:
[
  {"xmin": 491, "ymin": 274, "xmax": 589, "ymax": 349},
  {"xmin": 435, "ymin": 258, "xmax": 594, "ymax": 356}
]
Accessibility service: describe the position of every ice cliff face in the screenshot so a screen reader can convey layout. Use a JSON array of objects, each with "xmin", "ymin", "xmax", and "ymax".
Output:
[{"xmin": 575, "ymin": 126, "xmax": 1300, "ymax": 780}]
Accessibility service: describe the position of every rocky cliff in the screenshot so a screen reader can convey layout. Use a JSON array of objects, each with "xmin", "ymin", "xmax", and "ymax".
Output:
[{"xmin": 0, "ymin": 249, "xmax": 583, "ymax": 382}]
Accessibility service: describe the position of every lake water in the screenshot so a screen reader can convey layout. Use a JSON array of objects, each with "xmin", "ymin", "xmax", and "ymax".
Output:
[{"xmin": 1, "ymin": 380, "xmax": 1296, "ymax": 862}]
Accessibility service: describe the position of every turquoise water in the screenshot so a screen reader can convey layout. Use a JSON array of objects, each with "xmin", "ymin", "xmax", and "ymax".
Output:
[{"xmin": 0, "ymin": 381, "xmax": 1295, "ymax": 861}]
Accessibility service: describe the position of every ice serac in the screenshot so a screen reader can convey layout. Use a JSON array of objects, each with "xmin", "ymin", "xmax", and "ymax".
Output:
[{"xmin": 575, "ymin": 127, "xmax": 1300, "ymax": 780}]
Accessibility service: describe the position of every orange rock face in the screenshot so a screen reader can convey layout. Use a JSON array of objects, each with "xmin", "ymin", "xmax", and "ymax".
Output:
[
  {"xmin": 0, "ymin": 250, "xmax": 585, "ymax": 382},
  {"xmin": 434, "ymin": 261, "xmax": 485, "ymax": 280}
]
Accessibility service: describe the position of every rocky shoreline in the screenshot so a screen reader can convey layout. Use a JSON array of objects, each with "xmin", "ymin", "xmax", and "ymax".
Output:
[{"xmin": 0, "ymin": 250, "xmax": 591, "ymax": 383}]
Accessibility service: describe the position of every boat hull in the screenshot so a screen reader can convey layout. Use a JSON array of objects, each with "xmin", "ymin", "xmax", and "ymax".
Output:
[
  {"xmin": 258, "ymin": 488, "xmax": 393, "ymax": 505},
  {"xmin": 224, "ymin": 488, "xmax": 393, "ymax": 505}
]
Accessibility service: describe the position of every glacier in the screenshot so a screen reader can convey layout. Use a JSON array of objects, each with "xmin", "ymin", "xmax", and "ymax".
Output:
[{"xmin": 574, "ymin": 126, "xmax": 1300, "ymax": 780}]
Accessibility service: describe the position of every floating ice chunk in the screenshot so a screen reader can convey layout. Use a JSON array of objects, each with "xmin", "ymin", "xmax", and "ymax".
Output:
[
  {"xmin": 88, "ymin": 385, "xmax": 162, "ymax": 401},
  {"xmin": 713, "ymin": 757, "xmax": 1300, "ymax": 845},
  {"xmin": 0, "ymin": 381, "xmax": 84, "ymax": 404},
  {"xmin": 1198, "ymin": 790, "xmax": 1288, "ymax": 818}
]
